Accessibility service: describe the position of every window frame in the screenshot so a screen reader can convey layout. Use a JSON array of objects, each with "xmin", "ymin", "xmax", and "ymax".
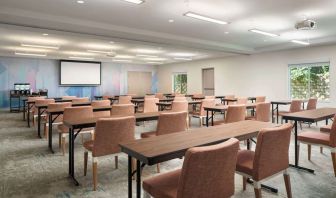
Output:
[{"xmin": 172, "ymin": 72, "xmax": 188, "ymax": 94}]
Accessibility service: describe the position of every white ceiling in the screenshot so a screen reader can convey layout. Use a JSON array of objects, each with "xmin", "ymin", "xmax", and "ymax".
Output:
[{"xmin": 0, "ymin": 0, "xmax": 336, "ymax": 64}]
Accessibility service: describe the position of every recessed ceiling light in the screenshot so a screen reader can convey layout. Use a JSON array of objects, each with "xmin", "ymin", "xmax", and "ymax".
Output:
[
  {"xmin": 136, "ymin": 54, "xmax": 158, "ymax": 58},
  {"xmin": 69, "ymin": 56, "xmax": 94, "ymax": 60},
  {"xmin": 42, "ymin": 33, "xmax": 48, "ymax": 36},
  {"xmin": 168, "ymin": 19, "xmax": 174, "ymax": 23},
  {"xmin": 133, "ymin": 48, "xmax": 163, "ymax": 54},
  {"xmin": 174, "ymin": 57, "xmax": 193, "ymax": 61},
  {"xmin": 291, "ymin": 40, "xmax": 310, "ymax": 45},
  {"xmin": 121, "ymin": 0, "xmax": 144, "ymax": 4},
  {"xmin": 169, "ymin": 52, "xmax": 196, "ymax": 57},
  {"xmin": 15, "ymin": 52, "xmax": 47, "ymax": 57},
  {"xmin": 143, "ymin": 57, "xmax": 166, "ymax": 61},
  {"xmin": 184, "ymin": 12, "xmax": 229, "ymax": 25},
  {"xmin": 114, "ymin": 55, "xmax": 135, "ymax": 59},
  {"xmin": 224, "ymin": 32, "xmax": 229, "ymax": 34},
  {"xmin": 147, "ymin": 62, "xmax": 163, "ymax": 65},
  {"xmin": 87, "ymin": 50, "xmax": 111, "ymax": 54},
  {"xmin": 77, "ymin": 0, "xmax": 85, "ymax": 4},
  {"xmin": 113, "ymin": 59, "xmax": 132, "ymax": 62},
  {"xmin": 249, "ymin": 29, "xmax": 279, "ymax": 37},
  {"xmin": 109, "ymin": 41, "xmax": 115, "ymax": 44},
  {"xmin": 21, "ymin": 44, "xmax": 59, "ymax": 50}
]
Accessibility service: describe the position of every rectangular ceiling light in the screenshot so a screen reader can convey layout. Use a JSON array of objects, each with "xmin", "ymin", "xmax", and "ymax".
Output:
[
  {"xmin": 291, "ymin": 40, "xmax": 310, "ymax": 45},
  {"xmin": 21, "ymin": 44, "xmax": 59, "ymax": 50},
  {"xmin": 122, "ymin": 0, "xmax": 144, "ymax": 4},
  {"xmin": 87, "ymin": 50, "xmax": 110, "ymax": 54},
  {"xmin": 248, "ymin": 29, "xmax": 279, "ymax": 37},
  {"xmin": 69, "ymin": 56, "xmax": 94, "ymax": 60},
  {"xmin": 15, "ymin": 52, "xmax": 47, "ymax": 57},
  {"xmin": 184, "ymin": 12, "xmax": 229, "ymax": 25},
  {"xmin": 174, "ymin": 57, "xmax": 193, "ymax": 61},
  {"xmin": 113, "ymin": 59, "xmax": 132, "ymax": 62},
  {"xmin": 147, "ymin": 61, "xmax": 163, "ymax": 64},
  {"xmin": 137, "ymin": 54, "xmax": 158, "ymax": 58}
]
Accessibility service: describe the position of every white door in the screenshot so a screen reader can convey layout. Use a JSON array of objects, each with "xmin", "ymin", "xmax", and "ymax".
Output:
[
  {"xmin": 127, "ymin": 71, "xmax": 152, "ymax": 95},
  {"xmin": 202, "ymin": 68, "xmax": 215, "ymax": 95}
]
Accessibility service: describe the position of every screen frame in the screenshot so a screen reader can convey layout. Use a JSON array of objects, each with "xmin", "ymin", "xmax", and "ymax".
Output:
[{"xmin": 59, "ymin": 60, "xmax": 102, "ymax": 86}]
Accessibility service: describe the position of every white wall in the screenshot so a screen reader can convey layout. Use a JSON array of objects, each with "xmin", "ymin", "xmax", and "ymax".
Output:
[{"xmin": 157, "ymin": 44, "xmax": 336, "ymax": 106}]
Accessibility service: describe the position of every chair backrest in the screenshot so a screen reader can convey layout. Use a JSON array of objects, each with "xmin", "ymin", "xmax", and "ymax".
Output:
[
  {"xmin": 289, "ymin": 100, "xmax": 302, "ymax": 112},
  {"xmin": 145, "ymin": 95, "xmax": 155, "ymax": 99},
  {"xmin": 47, "ymin": 102, "xmax": 72, "ymax": 122},
  {"xmin": 306, "ymin": 98, "xmax": 318, "ymax": 110},
  {"xmin": 177, "ymin": 138, "xmax": 239, "ymax": 198},
  {"xmin": 102, "ymin": 95, "xmax": 112, "ymax": 100},
  {"xmin": 253, "ymin": 123, "xmax": 292, "ymax": 180},
  {"xmin": 193, "ymin": 93, "xmax": 204, "ymax": 98},
  {"xmin": 91, "ymin": 100, "xmax": 111, "ymax": 118},
  {"xmin": 62, "ymin": 96, "xmax": 77, "ymax": 100},
  {"xmin": 224, "ymin": 105, "xmax": 246, "ymax": 123},
  {"xmin": 236, "ymin": 97, "xmax": 248, "ymax": 104},
  {"xmin": 171, "ymin": 101, "xmax": 188, "ymax": 112},
  {"xmin": 225, "ymin": 95, "xmax": 235, "ymax": 99},
  {"xmin": 111, "ymin": 104, "xmax": 135, "ymax": 116},
  {"xmin": 119, "ymin": 96, "xmax": 132, "ymax": 104},
  {"xmin": 174, "ymin": 96, "xmax": 187, "ymax": 101},
  {"xmin": 143, "ymin": 98, "xmax": 159, "ymax": 113},
  {"xmin": 175, "ymin": 93, "xmax": 185, "ymax": 97},
  {"xmin": 72, "ymin": 97, "xmax": 90, "ymax": 103},
  {"xmin": 199, "ymin": 99, "xmax": 216, "ymax": 116},
  {"xmin": 329, "ymin": 115, "xmax": 336, "ymax": 147},
  {"xmin": 256, "ymin": 96, "xmax": 266, "ymax": 103},
  {"xmin": 34, "ymin": 99, "xmax": 55, "ymax": 115},
  {"xmin": 93, "ymin": 116, "xmax": 135, "ymax": 157},
  {"xmin": 63, "ymin": 106, "xmax": 93, "ymax": 123},
  {"xmin": 155, "ymin": 93, "xmax": 164, "ymax": 100},
  {"xmin": 255, "ymin": 103, "xmax": 271, "ymax": 122},
  {"xmin": 205, "ymin": 95, "xmax": 215, "ymax": 99},
  {"xmin": 156, "ymin": 112, "xmax": 188, "ymax": 136},
  {"xmin": 28, "ymin": 96, "xmax": 46, "ymax": 102}
]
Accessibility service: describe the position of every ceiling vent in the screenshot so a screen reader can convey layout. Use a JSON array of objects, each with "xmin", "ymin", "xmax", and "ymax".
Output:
[{"xmin": 295, "ymin": 19, "xmax": 316, "ymax": 30}]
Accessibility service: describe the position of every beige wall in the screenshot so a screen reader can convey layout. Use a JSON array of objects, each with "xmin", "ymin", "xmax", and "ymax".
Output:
[{"xmin": 157, "ymin": 44, "xmax": 336, "ymax": 105}]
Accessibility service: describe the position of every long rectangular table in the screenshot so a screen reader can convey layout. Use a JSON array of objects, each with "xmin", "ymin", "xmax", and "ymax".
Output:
[
  {"xmin": 63, "ymin": 112, "xmax": 161, "ymax": 186},
  {"xmin": 120, "ymin": 120, "xmax": 277, "ymax": 198},
  {"xmin": 271, "ymin": 100, "xmax": 307, "ymax": 123},
  {"xmin": 282, "ymin": 108, "xmax": 336, "ymax": 173}
]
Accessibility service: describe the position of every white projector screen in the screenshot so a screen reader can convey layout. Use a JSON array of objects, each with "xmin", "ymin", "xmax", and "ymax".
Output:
[{"xmin": 60, "ymin": 60, "xmax": 101, "ymax": 86}]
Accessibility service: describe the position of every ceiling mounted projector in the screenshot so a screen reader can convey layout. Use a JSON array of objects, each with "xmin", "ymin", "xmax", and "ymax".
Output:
[{"xmin": 295, "ymin": 19, "xmax": 316, "ymax": 30}]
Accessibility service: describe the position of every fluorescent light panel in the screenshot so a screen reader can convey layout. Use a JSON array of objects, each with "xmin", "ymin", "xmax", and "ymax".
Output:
[
  {"xmin": 249, "ymin": 29, "xmax": 279, "ymax": 37},
  {"xmin": 69, "ymin": 56, "xmax": 94, "ymax": 60},
  {"xmin": 184, "ymin": 12, "xmax": 229, "ymax": 25},
  {"xmin": 87, "ymin": 50, "xmax": 110, "ymax": 54},
  {"xmin": 21, "ymin": 44, "xmax": 59, "ymax": 50},
  {"xmin": 291, "ymin": 40, "xmax": 310, "ymax": 45},
  {"xmin": 15, "ymin": 52, "xmax": 47, "ymax": 57},
  {"xmin": 122, "ymin": 0, "xmax": 144, "ymax": 4},
  {"xmin": 174, "ymin": 57, "xmax": 193, "ymax": 61},
  {"xmin": 147, "ymin": 61, "xmax": 163, "ymax": 64},
  {"xmin": 113, "ymin": 59, "xmax": 132, "ymax": 62},
  {"xmin": 137, "ymin": 54, "xmax": 158, "ymax": 58}
]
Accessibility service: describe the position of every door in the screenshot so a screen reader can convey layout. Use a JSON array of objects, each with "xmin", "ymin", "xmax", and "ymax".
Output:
[
  {"xmin": 202, "ymin": 68, "xmax": 215, "ymax": 95},
  {"xmin": 127, "ymin": 71, "xmax": 152, "ymax": 96}
]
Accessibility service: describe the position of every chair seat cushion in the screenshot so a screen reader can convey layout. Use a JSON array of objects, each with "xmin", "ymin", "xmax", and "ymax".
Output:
[
  {"xmin": 143, "ymin": 169, "xmax": 181, "ymax": 198},
  {"xmin": 57, "ymin": 124, "xmax": 94, "ymax": 134},
  {"xmin": 141, "ymin": 131, "xmax": 156, "ymax": 138},
  {"xmin": 298, "ymin": 132, "xmax": 330, "ymax": 146},
  {"xmin": 84, "ymin": 140, "xmax": 94, "ymax": 151},
  {"xmin": 320, "ymin": 125, "xmax": 332, "ymax": 133},
  {"xmin": 236, "ymin": 150, "xmax": 255, "ymax": 176},
  {"xmin": 277, "ymin": 111, "xmax": 290, "ymax": 116}
]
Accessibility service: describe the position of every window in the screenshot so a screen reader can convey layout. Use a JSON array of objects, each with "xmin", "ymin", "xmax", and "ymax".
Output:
[
  {"xmin": 289, "ymin": 62, "xmax": 330, "ymax": 100},
  {"xmin": 172, "ymin": 73, "xmax": 187, "ymax": 94}
]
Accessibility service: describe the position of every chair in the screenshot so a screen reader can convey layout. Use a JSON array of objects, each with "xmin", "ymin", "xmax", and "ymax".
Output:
[
  {"xmin": 224, "ymin": 105, "xmax": 247, "ymax": 124},
  {"xmin": 306, "ymin": 98, "xmax": 318, "ymax": 110},
  {"xmin": 246, "ymin": 103, "xmax": 271, "ymax": 122},
  {"xmin": 225, "ymin": 95, "xmax": 235, "ymax": 105},
  {"xmin": 33, "ymin": 99, "xmax": 55, "ymax": 127},
  {"xmin": 174, "ymin": 96, "xmax": 187, "ymax": 101},
  {"xmin": 44, "ymin": 102, "xmax": 72, "ymax": 139},
  {"xmin": 278, "ymin": 100, "xmax": 302, "ymax": 123},
  {"xmin": 91, "ymin": 100, "xmax": 111, "ymax": 118},
  {"xmin": 171, "ymin": 101, "xmax": 188, "ymax": 112},
  {"xmin": 189, "ymin": 99, "xmax": 215, "ymax": 127},
  {"xmin": 27, "ymin": 96, "xmax": 46, "ymax": 125},
  {"xmin": 119, "ymin": 95, "xmax": 132, "ymax": 104},
  {"xmin": 205, "ymin": 95, "xmax": 215, "ymax": 99},
  {"xmin": 72, "ymin": 97, "xmax": 90, "ymax": 103},
  {"xmin": 102, "ymin": 95, "xmax": 112, "ymax": 100},
  {"xmin": 145, "ymin": 95, "xmax": 155, "ymax": 99},
  {"xmin": 143, "ymin": 98, "xmax": 159, "ymax": 113},
  {"xmin": 143, "ymin": 138, "xmax": 239, "ymax": 198},
  {"xmin": 297, "ymin": 115, "xmax": 336, "ymax": 176},
  {"xmin": 155, "ymin": 93, "xmax": 165, "ymax": 100},
  {"xmin": 255, "ymin": 96, "xmax": 266, "ymax": 103},
  {"xmin": 83, "ymin": 116, "xmax": 135, "ymax": 190},
  {"xmin": 57, "ymin": 106, "xmax": 94, "ymax": 155},
  {"xmin": 111, "ymin": 104, "xmax": 135, "ymax": 116},
  {"xmin": 141, "ymin": 112, "xmax": 188, "ymax": 173},
  {"xmin": 236, "ymin": 123, "xmax": 293, "ymax": 198},
  {"xmin": 62, "ymin": 96, "xmax": 77, "ymax": 100},
  {"xmin": 237, "ymin": 97, "xmax": 248, "ymax": 105}
]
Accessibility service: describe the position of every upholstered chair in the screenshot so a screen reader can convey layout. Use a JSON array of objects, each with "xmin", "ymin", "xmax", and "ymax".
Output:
[
  {"xmin": 224, "ymin": 105, "xmax": 247, "ymax": 124},
  {"xmin": 33, "ymin": 99, "xmax": 55, "ymax": 127},
  {"xmin": 44, "ymin": 102, "xmax": 72, "ymax": 139},
  {"xmin": 174, "ymin": 96, "xmax": 187, "ymax": 101},
  {"xmin": 72, "ymin": 97, "xmax": 90, "ymax": 103},
  {"xmin": 278, "ymin": 100, "xmax": 302, "ymax": 123},
  {"xmin": 255, "ymin": 96, "xmax": 266, "ymax": 103},
  {"xmin": 306, "ymin": 98, "xmax": 318, "ymax": 110},
  {"xmin": 62, "ymin": 96, "xmax": 77, "ymax": 100},
  {"xmin": 236, "ymin": 123, "xmax": 293, "ymax": 198},
  {"xmin": 91, "ymin": 100, "xmax": 111, "ymax": 118},
  {"xmin": 205, "ymin": 95, "xmax": 216, "ymax": 99},
  {"xmin": 119, "ymin": 95, "xmax": 132, "ymax": 104},
  {"xmin": 27, "ymin": 96, "xmax": 46, "ymax": 126},
  {"xmin": 111, "ymin": 104, "xmax": 135, "ymax": 116},
  {"xmin": 155, "ymin": 93, "xmax": 165, "ymax": 100},
  {"xmin": 246, "ymin": 103, "xmax": 271, "ymax": 122},
  {"xmin": 237, "ymin": 97, "xmax": 248, "ymax": 105},
  {"xmin": 143, "ymin": 98, "xmax": 159, "ymax": 113},
  {"xmin": 189, "ymin": 99, "xmax": 216, "ymax": 127},
  {"xmin": 143, "ymin": 138, "xmax": 239, "ymax": 198}
]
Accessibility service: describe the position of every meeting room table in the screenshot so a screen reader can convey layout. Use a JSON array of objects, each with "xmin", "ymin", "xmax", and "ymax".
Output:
[
  {"xmin": 63, "ymin": 112, "xmax": 161, "ymax": 186},
  {"xmin": 120, "ymin": 120, "xmax": 277, "ymax": 198},
  {"xmin": 282, "ymin": 108, "xmax": 336, "ymax": 174},
  {"xmin": 271, "ymin": 99, "xmax": 307, "ymax": 123}
]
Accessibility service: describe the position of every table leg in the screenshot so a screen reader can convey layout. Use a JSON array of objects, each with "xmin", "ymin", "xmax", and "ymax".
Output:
[
  {"xmin": 206, "ymin": 110, "xmax": 209, "ymax": 127},
  {"xmin": 48, "ymin": 113, "xmax": 54, "ymax": 153},
  {"xmin": 211, "ymin": 110, "xmax": 214, "ymax": 126},
  {"xmin": 136, "ymin": 160, "xmax": 141, "ymax": 198},
  {"xmin": 23, "ymin": 101, "xmax": 26, "ymax": 120},
  {"xmin": 27, "ymin": 105, "xmax": 31, "ymax": 127},
  {"xmin": 37, "ymin": 107, "xmax": 42, "ymax": 138},
  {"xmin": 128, "ymin": 156, "xmax": 133, "ymax": 198},
  {"xmin": 271, "ymin": 103, "xmax": 274, "ymax": 123},
  {"xmin": 68, "ymin": 128, "xmax": 79, "ymax": 185},
  {"xmin": 276, "ymin": 104, "xmax": 279, "ymax": 124},
  {"xmin": 326, "ymin": 118, "xmax": 329, "ymax": 125}
]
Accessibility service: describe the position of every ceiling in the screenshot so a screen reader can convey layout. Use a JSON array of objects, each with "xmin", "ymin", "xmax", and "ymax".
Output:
[{"xmin": 0, "ymin": 0, "xmax": 336, "ymax": 64}]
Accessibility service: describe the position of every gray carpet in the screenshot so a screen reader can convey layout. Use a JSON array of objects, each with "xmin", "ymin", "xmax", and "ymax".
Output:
[{"xmin": 0, "ymin": 110, "xmax": 335, "ymax": 198}]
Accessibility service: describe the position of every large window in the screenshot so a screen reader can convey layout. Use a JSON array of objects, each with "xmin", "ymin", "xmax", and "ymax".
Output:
[
  {"xmin": 172, "ymin": 73, "xmax": 187, "ymax": 94},
  {"xmin": 289, "ymin": 62, "xmax": 330, "ymax": 100}
]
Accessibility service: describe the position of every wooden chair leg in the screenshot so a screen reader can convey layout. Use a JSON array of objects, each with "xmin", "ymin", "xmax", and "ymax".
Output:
[
  {"xmin": 308, "ymin": 144, "xmax": 311, "ymax": 161},
  {"xmin": 84, "ymin": 151, "xmax": 88, "ymax": 176},
  {"xmin": 156, "ymin": 163, "xmax": 160, "ymax": 173},
  {"xmin": 254, "ymin": 187, "xmax": 262, "ymax": 198},
  {"xmin": 242, "ymin": 176, "xmax": 247, "ymax": 191},
  {"xmin": 331, "ymin": 152, "xmax": 336, "ymax": 177},
  {"xmin": 93, "ymin": 161, "xmax": 98, "ymax": 191},
  {"xmin": 320, "ymin": 147, "xmax": 323, "ymax": 153},
  {"xmin": 44, "ymin": 124, "xmax": 48, "ymax": 139},
  {"xmin": 199, "ymin": 117, "xmax": 202, "ymax": 127},
  {"xmin": 61, "ymin": 136, "xmax": 66, "ymax": 155},
  {"xmin": 58, "ymin": 133, "xmax": 62, "ymax": 148},
  {"xmin": 115, "ymin": 156, "xmax": 118, "ymax": 169},
  {"xmin": 188, "ymin": 116, "xmax": 192, "ymax": 127},
  {"xmin": 297, "ymin": 144, "xmax": 300, "ymax": 162},
  {"xmin": 284, "ymin": 173, "xmax": 292, "ymax": 198}
]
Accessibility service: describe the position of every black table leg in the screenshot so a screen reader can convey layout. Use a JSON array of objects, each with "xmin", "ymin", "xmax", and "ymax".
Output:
[
  {"xmin": 48, "ymin": 113, "xmax": 54, "ymax": 153},
  {"xmin": 68, "ymin": 128, "xmax": 79, "ymax": 185},
  {"xmin": 276, "ymin": 104, "xmax": 279, "ymax": 124},
  {"xmin": 211, "ymin": 110, "xmax": 214, "ymax": 126},
  {"xmin": 27, "ymin": 105, "xmax": 31, "ymax": 127},
  {"xmin": 136, "ymin": 160, "xmax": 141, "ymax": 198},
  {"xmin": 37, "ymin": 107, "xmax": 42, "ymax": 138},
  {"xmin": 206, "ymin": 110, "xmax": 209, "ymax": 127},
  {"xmin": 23, "ymin": 101, "xmax": 26, "ymax": 120},
  {"xmin": 326, "ymin": 118, "xmax": 329, "ymax": 125},
  {"xmin": 128, "ymin": 156, "xmax": 133, "ymax": 198},
  {"xmin": 271, "ymin": 103, "xmax": 274, "ymax": 123}
]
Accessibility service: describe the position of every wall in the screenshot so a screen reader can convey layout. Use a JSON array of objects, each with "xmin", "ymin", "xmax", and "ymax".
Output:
[
  {"xmin": 0, "ymin": 56, "xmax": 157, "ymax": 108},
  {"xmin": 157, "ymin": 44, "xmax": 336, "ymax": 106}
]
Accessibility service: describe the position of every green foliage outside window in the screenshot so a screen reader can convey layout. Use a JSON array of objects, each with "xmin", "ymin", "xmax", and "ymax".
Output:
[
  {"xmin": 173, "ymin": 73, "xmax": 187, "ymax": 94},
  {"xmin": 289, "ymin": 63, "xmax": 330, "ymax": 100}
]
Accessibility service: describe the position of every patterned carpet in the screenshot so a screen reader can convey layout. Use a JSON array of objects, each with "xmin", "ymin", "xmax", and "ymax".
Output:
[{"xmin": 0, "ymin": 110, "xmax": 335, "ymax": 198}]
